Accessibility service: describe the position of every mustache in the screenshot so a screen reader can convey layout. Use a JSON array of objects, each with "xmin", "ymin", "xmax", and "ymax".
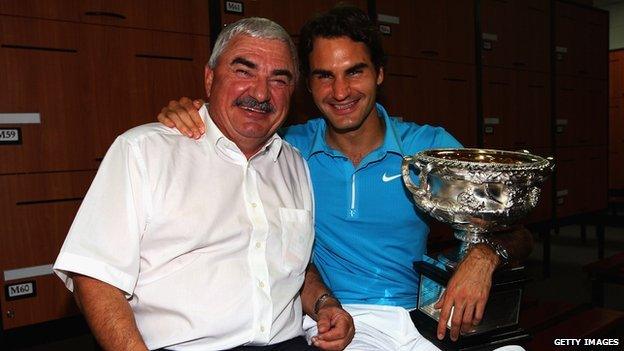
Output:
[{"xmin": 234, "ymin": 96, "xmax": 275, "ymax": 114}]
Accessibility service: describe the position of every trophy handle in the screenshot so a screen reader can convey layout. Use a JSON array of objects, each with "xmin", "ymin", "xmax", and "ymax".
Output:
[{"xmin": 402, "ymin": 156, "xmax": 431, "ymax": 200}]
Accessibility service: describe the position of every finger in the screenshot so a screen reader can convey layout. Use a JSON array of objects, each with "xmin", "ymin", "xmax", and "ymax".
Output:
[
  {"xmin": 312, "ymin": 338, "xmax": 346, "ymax": 351},
  {"xmin": 473, "ymin": 300, "xmax": 486, "ymax": 326},
  {"xmin": 176, "ymin": 97, "xmax": 203, "ymax": 139},
  {"xmin": 192, "ymin": 99, "xmax": 205, "ymax": 109},
  {"xmin": 434, "ymin": 290, "xmax": 446, "ymax": 309},
  {"xmin": 461, "ymin": 303, "xmax": 475, "ymax": 334},
  {"xmin": 316, "ymin": 313, "xmax": 331, "ymax": 334},
  {"xmin": 164, "ymin": 103, "xmax": 194, "ymax": 138},
  {"xmin": 157, "ymin": 107, "xmax": 175, "ymax": 128},
  {"xmin": 436, "ymin": 300, "xmax": 452, "ymax": 340},
  {"xmin": 450, "ymin": 303, "xmax": 465, "ymax": 342}
]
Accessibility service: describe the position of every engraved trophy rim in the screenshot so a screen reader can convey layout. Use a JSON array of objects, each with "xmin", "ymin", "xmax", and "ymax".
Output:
[{"xmin": 413, "ymin": 148, "xmax": 552, "ymax": 173}]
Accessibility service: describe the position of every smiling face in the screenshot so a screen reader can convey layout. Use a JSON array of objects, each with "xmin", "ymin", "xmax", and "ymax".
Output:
[
  {"xmin": 205, "ymin": 35, "xmax": 296, "ymax": 157},
  {"xmin": 307, "ymin": 36, "xmax": 384, "ymax": 133}
]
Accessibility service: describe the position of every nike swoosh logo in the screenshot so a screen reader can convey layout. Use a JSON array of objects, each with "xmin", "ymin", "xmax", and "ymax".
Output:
[{"xmin": 382, "ymin": 172, "xmax": 402, "ymax": 182}]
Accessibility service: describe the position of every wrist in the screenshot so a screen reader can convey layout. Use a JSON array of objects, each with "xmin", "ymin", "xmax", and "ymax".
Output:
[{"xmin": 468, "ymin": 243, "xmax": 501, "ymax": 270}]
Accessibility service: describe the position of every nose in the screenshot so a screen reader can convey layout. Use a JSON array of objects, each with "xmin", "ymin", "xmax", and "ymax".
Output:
[
  {"xmin": 250, "ymin": 77, "xmax": 270, "ymax": 103},
  {"xmin": 332, "ymin": 76, "xmax": 350, "ymax": 101}
]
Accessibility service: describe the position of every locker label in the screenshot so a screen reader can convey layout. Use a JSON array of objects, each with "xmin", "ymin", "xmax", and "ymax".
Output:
[
  {"xmin": 225, "ymin": 1, "xmax": 244, "ymax": 14},
  {"xmin": 379, "ymin": 24, "xmax": 391, "ymax": 35},
  {"xmin": 0, "ymin": 128, "xmax": 21, "ymax": 145},
  {"xmin": 5, "ymin": 280, "xmax": 37, "ymax": 301}
]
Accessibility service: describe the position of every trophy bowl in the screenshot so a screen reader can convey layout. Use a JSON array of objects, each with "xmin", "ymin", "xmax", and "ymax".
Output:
[{"xmin": 401, "ymin": 148, "xmax": 554, "ymax": 245}]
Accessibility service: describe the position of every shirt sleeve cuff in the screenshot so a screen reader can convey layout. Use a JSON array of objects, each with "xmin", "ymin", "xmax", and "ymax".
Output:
[{"xmin": 53, "ymin": 252, "xmax": 137, "ymax": 297}]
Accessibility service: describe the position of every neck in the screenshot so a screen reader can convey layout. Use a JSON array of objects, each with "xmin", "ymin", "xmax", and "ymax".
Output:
[{"xmin": 325, "ymin": 110, "xmax": 385, "ymax": 167}]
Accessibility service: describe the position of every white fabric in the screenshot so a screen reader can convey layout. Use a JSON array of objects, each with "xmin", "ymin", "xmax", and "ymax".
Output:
[
  {"xmin": 303, "ymin": 304, "xmax": 525, "ymax": 351},
  {"xmin": 54, "ymin": 105, "xmax": 315, "ymax": 351}
]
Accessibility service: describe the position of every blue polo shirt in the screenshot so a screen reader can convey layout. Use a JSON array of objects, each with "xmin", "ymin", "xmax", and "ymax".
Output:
[{"xmin": 281, "ymin": 103, "xmax": 462, "ymax": 308}]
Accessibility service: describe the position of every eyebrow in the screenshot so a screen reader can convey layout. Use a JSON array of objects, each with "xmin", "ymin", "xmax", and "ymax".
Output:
[
  {"xmin": 311, "ymin": 62, "xmax": 370, "ymax": 77},
  {"xmin": 346, "ymin": 63, "xmax": 369, "ymax": 74},
  {"xmin": 231, "ymin": 56, "xmax": 293, "ymax": 82},
  {"xmin": 231, "ymin": 56, "xmax": 256, "ymax": 69}
]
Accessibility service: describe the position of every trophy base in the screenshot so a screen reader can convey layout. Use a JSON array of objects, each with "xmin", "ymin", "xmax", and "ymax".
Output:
[
  {"xmin": 412, "ymin": 259, "xmax": 530, "ymax": 350},
  {"xmin": 409, "ymin": 310, "xmax": 530, "ymax": 351}
]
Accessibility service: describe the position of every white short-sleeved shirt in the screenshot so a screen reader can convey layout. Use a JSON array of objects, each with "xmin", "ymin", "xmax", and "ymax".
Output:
[{"xmin": 54, "ymin": 105, "xmax": 315, "ymax": 350}]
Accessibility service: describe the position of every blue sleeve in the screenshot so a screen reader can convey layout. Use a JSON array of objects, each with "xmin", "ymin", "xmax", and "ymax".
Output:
[{"xmin": 278, "ymin": 121, "xmax": 317, "ymax": 156}]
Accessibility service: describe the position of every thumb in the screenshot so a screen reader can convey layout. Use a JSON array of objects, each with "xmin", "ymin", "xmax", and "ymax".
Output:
[
  {"xmin": 434, "ymin": 290, "xmax": 446, "ymax": 309},
  {"xmin": 193, "ymin": 99, "xmax": 205, "ymax": 109}
]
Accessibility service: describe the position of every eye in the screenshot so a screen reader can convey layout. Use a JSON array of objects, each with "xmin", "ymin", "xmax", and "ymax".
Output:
[
  {"xmin": 348, "ymin": 69, "xmax": 363, "ymax": 77},
  {"xmin": 313, "ymin": 72, "xmax": 332, "ymax": 81},
  {"xmin": 270, "ymin": 78, "xmax": 289, "ymax": 87},
  {"xmin": 235, "ymin": 69, "xmax": 252, "ymax": 77}
]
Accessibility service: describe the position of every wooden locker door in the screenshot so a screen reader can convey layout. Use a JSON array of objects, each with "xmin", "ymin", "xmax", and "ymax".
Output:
[
  {"xmin": 0, "ymin": 171, "xmax": 95, "ymax": 329},
  {"xmin": 221, "ymin": 0, "xmax": 367, "ymax": 36},
  {"xmin": 0, "ymin": 16, "xmax": 97, "ymax": 174},
  {"xmin": 0, "ymin": 0, "xmax": 80, "ymax": 21},
  {"xmin": 378, "ymin": 57, "xmax": 425, "ymax": 124},
  {"xmin": 413, "ymin": 0, "xmax": 445, "ymax": 61},
  {"xmin": 130, "ymin": 29, "xmax": 210, "ymax": 125},
  {"xmin": 609, "ymin": 50, "xmax": 624, "ymax": 100},
  {"xmin": 513, "ymin": 0, "xmax": 550, "ymax": 72},
  {"xmin": 480, "ymin": 0, "xmax": 513, "ymax": 68},
  {"xmin": 434, "ymin": 62, "xmax": 477, "ymax": 147},
  {"xmin": 444, "ymin": 0, "xmax": 475, "ymax": 64},
  {"xmin": 482, "ymin": 67, "xmax": 515, "ymax": 148},
  {"xmin": 555, "ymin": 75, "xmax": 581, "ymax": 147},
  {"xmin": 582, "ymin": 146, "xmax": 608, "ymax": 212},
  {"xmin": 79, "ymin": 0, "xmax": 210, "ymax": 35},
  {"xmin": 583, "ymin": 10, "xmax": 608, "ymax": 79},
  {"xmin": 80, "ymin": 24, "xmax": 147, "ymax": 159},
  {"xmin": 555, "ymin": 1, "xmax": 581, "ymax": 77},
  {"xmin": 376, "ymin": 0, "xmax": 417, "ymax": 58},
  {"xmin": 578, "ymin": 78, "xmax": 608, "ymax": 147},
  {"xmin": 609, "ymin": 98, "xmax": 624, "ymax": 189},
  {"xmin": 555, "ymin": 147, "xmax": 581, "ymax": 218},
  {"xmin": 515, "ymin": 71, "xmax": 551, "ymax": 149}
]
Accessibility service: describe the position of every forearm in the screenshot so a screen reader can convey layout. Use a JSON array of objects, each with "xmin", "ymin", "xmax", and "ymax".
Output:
[
  {"xmin": 301, "ymin": 263, "xmax": 339, "ymax": 320},
  {"xmin": 72, "ymin": 274, "xmax": 147, "ymax": 351}
]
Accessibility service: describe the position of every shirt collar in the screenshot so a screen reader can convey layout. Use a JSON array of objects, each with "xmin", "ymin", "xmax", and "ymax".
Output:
[
  {"xmin": 306, "ymin": 103, "xmax": 404, "ymax": 159},
  {"xmin": 200, "ymin": 104, "xmax": 283, "ymax": 162}
]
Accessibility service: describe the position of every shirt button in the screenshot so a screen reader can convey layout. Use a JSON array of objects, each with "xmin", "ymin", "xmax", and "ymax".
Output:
[
  {"xmin": 259, "ymin": 281, "xmax": 265, "ymax": 288},
  {"xmin": 251, "ymin": 203, "xmax": 257, "ymax": 208},
  {"xmin": 260, "ymin": 326, "xmax": 265, "ymax": 332},
  {"xmin": 255, "ymin": 242, "xmax": 261, "ymax": 248}
]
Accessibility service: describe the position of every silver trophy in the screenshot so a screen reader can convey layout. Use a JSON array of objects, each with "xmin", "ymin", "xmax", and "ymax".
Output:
[{"xmin": 402, "ymin": 148, "xmax": 554, "ymax": 349}]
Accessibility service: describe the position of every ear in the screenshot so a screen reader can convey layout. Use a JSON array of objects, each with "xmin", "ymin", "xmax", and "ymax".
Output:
[
  {"xmin": 376, "ymin": 67, "xmax": 384, "ymax": 86},
  {"xmin": 204, "ymin": 64, "xmax": 214, "ymax": 98}
]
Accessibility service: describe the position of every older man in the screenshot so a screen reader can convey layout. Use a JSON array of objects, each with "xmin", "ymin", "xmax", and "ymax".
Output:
[{"xmin": 53, "ymin": 17, "xmax": 353, "ymax": 351}]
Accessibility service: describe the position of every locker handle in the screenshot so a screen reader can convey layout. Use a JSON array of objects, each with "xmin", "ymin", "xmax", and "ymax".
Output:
[
  {"xmin": 84, "ymin": 11, "xmax": 127, "ymax": 20},
  {"xmin": 1, "ymin": 44, "xmax": 77, "ymax": 54},
  {"xmin": 135, "ymin": 53, "xmax": 193, "ymax": 62},
  {"xmin": 420, "ymin": 50, "xmax": 439, "ymax": 57}
]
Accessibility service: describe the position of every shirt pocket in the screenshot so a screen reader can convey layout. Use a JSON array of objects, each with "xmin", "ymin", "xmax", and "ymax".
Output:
[{"xmin": 279, "ymin": 207, "xmax": 313, "ymax": 275}]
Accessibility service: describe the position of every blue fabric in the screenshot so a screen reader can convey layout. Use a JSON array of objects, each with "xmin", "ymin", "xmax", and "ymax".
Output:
[{"xmin": 280, "ymin": 103, "xmax": 462, "ymax": 308}]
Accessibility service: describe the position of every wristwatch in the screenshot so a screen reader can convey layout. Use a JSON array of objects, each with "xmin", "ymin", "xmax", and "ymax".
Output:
[
  {"xmin": 478, "ymin": 236, "xmax": 510, "ymax": 263},
  {"xmin": 313, "ymin": 293, "xmax": 339, "ymax": 315}
]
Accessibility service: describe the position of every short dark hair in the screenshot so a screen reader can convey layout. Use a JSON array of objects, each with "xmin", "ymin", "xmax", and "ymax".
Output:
[{"xmin": 298, "ymin": 6, "xmax": 387, "ymax": 77}]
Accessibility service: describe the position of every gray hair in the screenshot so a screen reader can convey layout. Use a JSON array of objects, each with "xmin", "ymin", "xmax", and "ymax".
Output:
[{"xmin": 208, "ymin": 17, "xmax": 299, "ymax": 82}]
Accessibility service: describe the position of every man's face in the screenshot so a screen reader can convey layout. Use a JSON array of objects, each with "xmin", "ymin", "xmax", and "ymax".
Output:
[
  {"xmin": 205, "ymin": 35, "xmax": 295, "ymax": 152},
  {"xmin": 307, "ymin": 36, "xmax": 383, "ymax": 133}
]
